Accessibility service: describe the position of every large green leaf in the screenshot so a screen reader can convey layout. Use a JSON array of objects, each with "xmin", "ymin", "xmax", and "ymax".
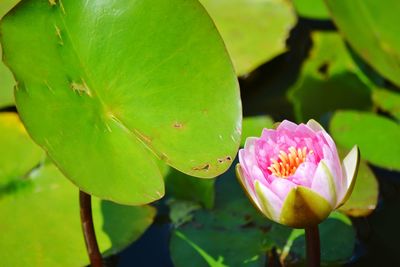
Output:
[
  {"xmin": 288, "ymin": 32, "xmax": 372, "ymax": 122},
  {"xmin": 200, "ymin": 0, "xmax": 296, "ymax": 76},
  {"xmin": 0, "ymin": 112, "xmax": 44, "ymax": 188},
  {"xmin": 372, "ymin": 88, "xmax": 400, "ymax": 121},
  {"xmin": 330, "ymin": 111, "xmax": 400, "ymax": 171},
  {"xmin": 325, "ymin": 0, "xmax": 400, "ymax": 87},
  {"xmin": 0, "ymin": 0, "xmax": 241, "ymax": 205},
  {"xmin": 0, "ymin": 163, "xmax": 156, "ymax": 267},
  {"xmin": 0, "ymin": 0, "xmax": 19, "ymax": 108}
]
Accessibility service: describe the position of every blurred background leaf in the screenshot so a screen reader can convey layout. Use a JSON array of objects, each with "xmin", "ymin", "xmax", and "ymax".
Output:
[
  {"xmin": 0, "ymin": 112, "xmax": 44, "ymax": 189},
  {"xmin": 0, "ymin": 0, "xmax": 19, "ymax": 108},
  {"xmin": 331, "ymin": 111, "xmax": 400, "ymax": 171},
  {"xmin": 0, "ymin": 113, "xmax": 155, "ymax": 267},
  {"xmin": 288, "ymin": 32, "xmax": 372, "ymax": 122},
  {"xmin": 200, "ymin": 0, "xmax": 297, "ymax": 76},
  {"xmin": 325, "ymin": 0, "xmax": 400, "ymax": 87}
]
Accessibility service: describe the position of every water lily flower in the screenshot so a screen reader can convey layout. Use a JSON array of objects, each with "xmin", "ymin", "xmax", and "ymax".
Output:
[{"xmin": 236, "ymin": 120, "xmax": 359, "ymax": 228}]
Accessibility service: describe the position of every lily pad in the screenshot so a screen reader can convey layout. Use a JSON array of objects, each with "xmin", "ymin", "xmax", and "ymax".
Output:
[
  {"xmin": 325, "ymin": 0, "xmax": 400, "ymax": 87},
  {"xmin": 330, "ymin": 111, "xmax": 400, "ymax": 171},
  {"xmin": 200, "ymin": 0, "xmax": 296, "ymax": 76},
  {"xmin": 288, "ymin": 32, "xmax": 372, "ymax": 122},
  {"xmin": 0, "ymin": 0, "xmax": 241, "ymax": 205},
  {"xmin": 240, "ymin": 115, "xmax": 274, "ymax": 147},
  {"xmin": 272, "ymin": 212, "xmax": 355, "ymax": 266},
  {"xmin": 170, "ymin": 168, "xmax": 274, "ymax": 267},
  {"xmin": 166, "ymin": 168, "xmax": 216, "ymax": 209},
  {"xmin": 0, "ymin": 112, "xmax": 44, "ymax": 188},
  {"xmin": 0, "ymin": 163, "xmax": 156, "ymax": 267},
  {"xmin": 372, "ymin": 89, "xmax": 400, "ymax": 121},
  {"xmin": 0, "ymin": 0, "xmax": 19, "ymax": 108},
  {"xmin": 170, "ymin": 164, "xmax": 357, "ymax": 266}
]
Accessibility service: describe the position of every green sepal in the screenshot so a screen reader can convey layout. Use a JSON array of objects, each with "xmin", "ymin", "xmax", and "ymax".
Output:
[
  {"xmin": 235, "ymin": 164, "xmax": 263, "ymax": 215},
  {"xmin": 280, "ymin": 186, "xmax": 333, "ymax": 228}
]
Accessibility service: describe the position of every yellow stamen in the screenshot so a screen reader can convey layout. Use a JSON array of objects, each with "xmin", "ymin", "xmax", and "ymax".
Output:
[{"xmin": 267, "ymin": 146, "xmax": 311, "ymax": 178}]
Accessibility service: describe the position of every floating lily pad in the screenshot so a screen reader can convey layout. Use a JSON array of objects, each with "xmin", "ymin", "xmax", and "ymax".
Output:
[
  {"xmin": 0, "ymin": 163, "xmax": 156, "ymax": 267},
  {"xmin": 170, "ymin": 168, "xmax": 273, "ymax": 267},
  {"xmin": 241, "ymin": 115, "xmax": 274, "ymax": 147},
  {"xmin": 0, "ymin": 112, "xmax": 44, "ymax": 188},
  {"xmin": 170, "ymin": 165, "xmax": 357, "ymax": 266},
  {"xmin": 288, "ymin": 32, "xmax": 372, "ymax": 122},
  {"xmin": 372, "ymin": 89, "xmax": 400, "ymax": 121},
  {"xmin": 0, "ymin": 0, "xmax": 241, "ymax": 205},
  {"xmin": 200, "ymin": 0, "xmax": 296, "ymax": 76},
  {"xmin": 166, "ymin": 168, "xmax": 216, "ymax": 209},
  {"xmin": 271, "ymin": 212, "xmax": 355, "ymax": 265},
  {"xmin": 330, "ymin": 111, "xmax": 400, "ymax": 171},
  {"xmin": 325, "ymin": 0, "xmax": 400, "ymax": 87}
]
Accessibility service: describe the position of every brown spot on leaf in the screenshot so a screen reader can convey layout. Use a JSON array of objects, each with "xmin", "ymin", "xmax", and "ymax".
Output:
[
  {"xmin": 218, "ymin": 156, "xmax": 232, "ymax": 164},
  {"xmin": 192, "ymin": 163, "xmax": 210, "ymax": 171},
  {"xmin": 70, "ymin": 80, "xmax": 92, "ymax": 97},
  {"xmin": 173, "ymin": 122, "xmax": 183, "ymax": 129}
]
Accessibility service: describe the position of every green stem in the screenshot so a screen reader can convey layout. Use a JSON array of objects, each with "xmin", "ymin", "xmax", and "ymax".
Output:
[
  {"xmin": 305, "ymin": 225, "xmax": 320, "ymax": 267},
  {"xmin": 79, "ymin": 190, "xmax": 103, "ymax": 267}
]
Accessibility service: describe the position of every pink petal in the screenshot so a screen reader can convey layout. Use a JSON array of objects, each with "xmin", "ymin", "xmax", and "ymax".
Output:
[
  {"xmin": 311, "ymin": 160, "xmax": 337, "ymax": 207},
  {"xmin": 277, "ymin": 120, "xmax": 298, "ymax": 132},
  {"xmin": 290, "ymin": 161, "xmax": 318, "ymax": 187},
  {"xmin": 269, "ymin": 178, "xmax": 297, "ymax": 201}
]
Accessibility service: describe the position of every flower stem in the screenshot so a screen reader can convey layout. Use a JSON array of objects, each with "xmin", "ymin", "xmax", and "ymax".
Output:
[
  {"xmin": 305, "ymin": 225, "xmax": 320, "ymax": 267},
  {"xmin": 79, "ymin": 190, "xmax": 103, "ymax": 267}
]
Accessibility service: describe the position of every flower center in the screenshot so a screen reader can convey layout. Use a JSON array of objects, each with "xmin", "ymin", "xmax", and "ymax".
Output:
[{"xmin": 268, "ymin": 146, "xmax": 310, "ymax": 178}]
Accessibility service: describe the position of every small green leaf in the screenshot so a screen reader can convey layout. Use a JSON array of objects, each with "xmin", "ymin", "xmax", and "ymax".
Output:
[
  {"xmin": 167, "ymin": 199, "xmax": 202, "ymax": 228},
  {"xmin": 0, "ymin": 163, "xmax": 156, "ymax": 267},
  {"xmin": 372, "ymin": 88, "xmax": 400, "ymax": 121},
  {"xmin": 330, "ymin": 111, "xmax": 400, "ymax": 171},
  {"xmin": 1, "ymin": 0, "xmax": 241, "ymax": 204},
  {"xmin": 325, "ymin": 0, "xmax": 400, "ymax": 87},
  {"xmin": 241, "ymin": 115, "xmax": 274, "ymax": 147},
  {"xmin": 200, "ymin": 0, "xmax": 296, "ymax": 75},
  {"xmin": 0, "ymin": 112, "xmax": 44, "ymax": 188}
]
